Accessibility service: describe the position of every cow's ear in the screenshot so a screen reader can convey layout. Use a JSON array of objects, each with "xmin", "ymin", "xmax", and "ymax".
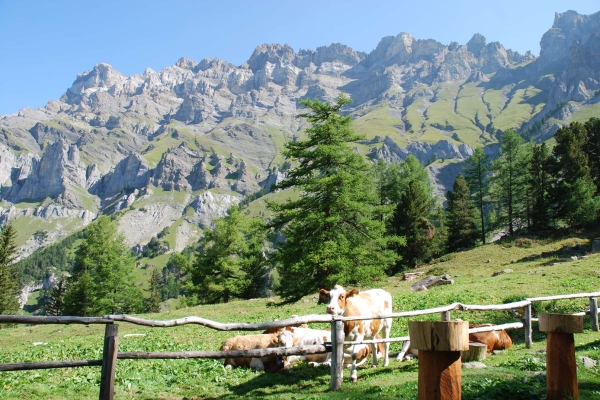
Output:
[
  {"xmin": 319, "ymin": 289, "xmax": 329, "ymax": 296},
  {"xmin": 347, "ymin": 288, "xmax": 359, "ymax": 297}
]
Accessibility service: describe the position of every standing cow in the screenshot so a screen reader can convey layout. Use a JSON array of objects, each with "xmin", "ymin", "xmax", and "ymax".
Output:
[{"xmin": 320, "ymin": 285, "xmax": 393, "ymax": 382}]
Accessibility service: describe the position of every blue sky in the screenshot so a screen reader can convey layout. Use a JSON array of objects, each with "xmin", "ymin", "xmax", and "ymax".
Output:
[{"xmin": 0, "ymin": 0, "xmax": 598, "ymax": 115}]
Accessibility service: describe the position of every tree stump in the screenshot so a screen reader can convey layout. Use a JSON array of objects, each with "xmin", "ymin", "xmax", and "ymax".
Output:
[
  {"xmin": 409, "ymin": 321, "xmax": 469, "ymax": 400},
  {"xmin": 539, "ymin": 313, "xmax": 583, "ymax": 400},
  {"xmin": 461, "ymin": 342, "xmax": 487, "ymax": 362}
]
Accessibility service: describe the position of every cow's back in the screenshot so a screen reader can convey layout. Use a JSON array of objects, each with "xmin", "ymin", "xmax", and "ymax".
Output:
[{"xmin": 344, "ymin": 289, "xmax": 392, "ymax": 339}]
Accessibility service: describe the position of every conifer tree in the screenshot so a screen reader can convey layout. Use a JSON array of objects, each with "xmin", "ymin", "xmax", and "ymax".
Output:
[
  {"xmin": 45, "ymin": 279, "xmax": 67, "ymax": 316},
  {"xmin": 446, "ymin": 174, "xmax": 478, "ymax": 252},
  {"xmin": 528, "ymin": 142, "xmax": 552, "ymax": 229},
  {"xmin": 584, "ymin": 117, "xmax": 600, "ymax": 194},
  {"xmin": 464, "ymin": 147, "xmax": 490, "ymax": 243},
  {"xmin": 549, "ymin": 122, "xmax": 599, "ymax": 225},
  {"xmin": 188, "ymin": 206, "xmax": 267, "ymax": 303},
  {"xmin": 491, "ymin": 130, "xmax": 528, "ymax": 235},
  {"xmin": 0, "ymin": 224, "xmax": 19, "ymax": 315},
  {"xmin": 144, "ymin": 269, "xmax": 161, "ymax": 313},
  {"xmin": 268, "ymin": 95, "xmax": 400, "ymax": 300},
  {"xmin": 63, "ymin": 216, "xmax": 142, "ymax": 316}
]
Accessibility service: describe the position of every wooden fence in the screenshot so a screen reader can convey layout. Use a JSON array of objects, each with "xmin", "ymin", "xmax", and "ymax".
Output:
[{"xmin": 1, "ymin": 291, "xmax": 599, "ymax": 398}]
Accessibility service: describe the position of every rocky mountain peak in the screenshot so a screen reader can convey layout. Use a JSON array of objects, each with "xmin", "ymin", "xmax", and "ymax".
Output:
[
  {"xmin": 539, "ymin": 10, "xmax": 600, "ymax": 65},
  {"xmin": 466, "ymin": 33, "xmax": 487, "ymax": 57},
  {"xmin": 64, "ymin": 63, "xmax": 126, "ymax": 99},
  {"xmin": 246, "ymin": 43, "xmax": 296, "ymax": 73},
  {"xmin": 175, "ymin": 57, "xmax": 199, "ymax": 70}
]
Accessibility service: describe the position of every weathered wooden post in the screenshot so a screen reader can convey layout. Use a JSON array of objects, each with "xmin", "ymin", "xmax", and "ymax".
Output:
[
  {"xmin": 524, "ymin": 303, "xmax": 533, "ymax": 348},
  {"xmin": 539, "ymin": 313, "xmax": 583, "ymax": 400},
  {"xmin": 589, "ymin": 297, "xmax": 599, "ymax": 331},
  {"xmin": 409, "ymin": 320, "xmax": 469, "ymax": 400},
  {"xmin": 330, "ymin": 317, "xmax": 345, "ymax": 391},
  {"xmin": 99, "ymin": 324, "xmax": 119, "ymax": 400},
  {"xmin": 441, "ymin": 310, "xmax": 451, "ymax": 321}
]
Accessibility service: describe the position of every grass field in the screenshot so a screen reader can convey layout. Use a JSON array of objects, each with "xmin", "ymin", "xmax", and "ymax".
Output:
[{"xmin": 2, "ymin": 232, "xmax": 600, "ymax": 399}]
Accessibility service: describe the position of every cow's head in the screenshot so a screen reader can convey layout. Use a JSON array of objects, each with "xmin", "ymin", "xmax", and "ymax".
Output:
[
  {"xmin": 318, "ymin": 289, "xmax": 331, "ymax": 305},
  {"xmin": 324, "ymin": 285, "xmax": 359, "ymax": 315}
]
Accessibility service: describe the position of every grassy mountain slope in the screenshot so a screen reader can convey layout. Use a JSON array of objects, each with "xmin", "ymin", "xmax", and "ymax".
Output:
[{"xmin": 2, "ymin": 232, "xmax": 600, "ymax": 399}]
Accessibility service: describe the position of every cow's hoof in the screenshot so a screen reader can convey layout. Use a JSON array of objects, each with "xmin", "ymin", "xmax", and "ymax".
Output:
[{"xmin": 350, "ymin": 376, "xmax": 358, "ymax": 383}]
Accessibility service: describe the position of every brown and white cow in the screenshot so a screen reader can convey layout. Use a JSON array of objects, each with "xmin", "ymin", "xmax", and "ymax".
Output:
[
  {"xmin": 468, "ymin": 324, "xmax": 513, "ymax": 353},
  {"xmin": 278, "ymin": 326, "xmax": 385, "ymax": 368},
  {"xmin": 320, "ymin": 285, "xmax": 393, "ymax": 382},
  {"xmin": 220, "ymin": 332, "xmax": 290, "ymax": 372}
]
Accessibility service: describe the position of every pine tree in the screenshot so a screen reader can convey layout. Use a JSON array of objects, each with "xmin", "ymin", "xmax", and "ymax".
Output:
[
  {"xmin": 491, "ymin": 130, "xmax": 528, "ymax": 235},
  {"xmin": 188, "ymin": 206, "xmax": 266, "ymax": 303},
  {"xmin": 45, "ymin": 279, "xmax": 67, "ymax": 316},
  {"xmin": 446, "ymin": 174, "xmax": 478, "ymax": 252},
  {"xmin": 528, "ymin": 142, "xmax": 552, "ymax": 229},
  {"xmin": 464, "ymin": 147, "xmax": 490, "ymax": 243},
  {"xmin": 63, "ymin": 216, "xmax": 143, "ymax": 316},
  {"xmin": 584, "ymin": 117, "xmax": 600, "ymax": 194},
  {"xmin": 268, "ymin": 95, "xmax": 400, "ymax": 301},
  {"xmin": 549, "ymin": 122, "xmax": 599, "ymax": 226},
  {"xmin": 0, "ymin": 224, "xmax": 19, "ymax": 314},
  {"xmin": 144, "ymin": 269, "xmax": 161, "ymax": 313},
  {"xmin": 393, "ymin": 178, "xmax": 436, "ymax": 269}
]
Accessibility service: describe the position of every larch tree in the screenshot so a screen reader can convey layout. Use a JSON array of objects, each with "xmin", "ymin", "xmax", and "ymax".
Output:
[
  {"xmin": 464, "ymin": 147, "xmax": 490, "ymax": 243},
  {"xmin": 268, "ymin": 94, "xmax": 400, "ymax": 301},
  {"xmin": 549, "ymin": 122, "xmax": 599, "ymax": 225},
  {"xmin": 491, "ymin": 130, "xmax": 528, "ymax": 235},
  {"xmin": 388, "ymin": 155, "xmax": 437, "ymax": 271},
  {"xmin": 446, "ymin": 174, "xmax": 478, "ymax": 252},
  {"xmin": 188, "ymin": 205, "xmax": 267, "ymax": 304},
  {"xmin": 0, "ymin": 224, "xmax": 20, "ymax": 315},
  {"xmin": 63, "ymin": 216, "xmax": 143, "ymax": 316},
  {"xmin": 528, "ymin": 142, "xmax": 552, "ymax": 229}
]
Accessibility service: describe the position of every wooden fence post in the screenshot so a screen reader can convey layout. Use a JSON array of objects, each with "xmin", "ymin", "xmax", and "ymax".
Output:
[
  {"xmin": 330, "ymin": 317, "xmax": 344, "ymax": 391},
  {"xmin": 441, "ymin": 311, "xmax": 451, "ymax": 321},
  {"xmin": 409, "ymin": 321, "xmax": 469, "ymax": 400},
  {"xmin": 99, "ymin": 324, "xmax": 119, "ymax": 400},
  {"xmin": 539, "ymin": 313, "xmax": 583, "ymax": 400},
  {"xmin": 589, "ymin": 297, "xmax": 599, "ymax": 331},
  {"xmin": 524, "ymin": 303, "xmax": 532, "ymax": 348}
]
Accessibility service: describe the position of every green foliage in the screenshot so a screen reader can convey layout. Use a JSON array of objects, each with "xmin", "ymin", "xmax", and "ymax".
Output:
[
  {"xmin": 268, "ymin": 95, "xmax": 401, "ymax": 301},
  {"xmin": 584, "ymin": 117, "xmax": 600, "ymax": 193},
  {"xmin": 549, "ymin": 122, "xmax": 599, "ymax": 226},
  {"xmin": 446, "ymin": 174, "xmax": 478, "ymax": 252},
  {"xmin": 528, "ymin": 142, "xmax": 551, "ymax": 230},
  {"xmin": 63, "ymin": 216, "xmax": 143, "ymax": 316},
  {"xmin": 144, "ymin": 269, "xmax": 161, "ymax": 313},
  {"xmin": 0, "ymin": 224, "xmax": 19, "ymax": 314},
  {"xmin": 15, "ymin": 230, "xmax": 84, "ymax": 284},
  {"xmin": 390, "ymin": 155, "xmax": 436, "ymax": 271},
  {"xmin": 464, "ymin": 147, "xmax": 490, "ymax": 244},
  {"xmin": 141, "ymin": 236, "xmax": 169, "ymax": 259},
  {"xmin": 490, "ymin": 130, "xmax": 528, "ymax": 235},
  {"xmin": 187, "ymin": 206, "xmax": 268, "ymax": 304},
  {"xmin": 44, "ymin": 279, "xmax": 67, "ymax": 316}
]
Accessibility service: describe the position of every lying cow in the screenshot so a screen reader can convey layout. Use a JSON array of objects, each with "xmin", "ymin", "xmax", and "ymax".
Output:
[
  {"xmin": 320, "ymin": 285, "xmax": 393, "ymax": 382},
  {"xmin": 278, "ymin": 326, "xmax": 385, "ymax": 368},
  {"xmin": 468, "ymin": 323, "xmax": 513, "ymax": 353},
  {"xmin": 220, "ymin": 332, "xmax": 289, "ymax": 372}
]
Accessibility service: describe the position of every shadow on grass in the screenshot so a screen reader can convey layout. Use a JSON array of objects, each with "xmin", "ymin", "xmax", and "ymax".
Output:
[
  {"xmin": 576, "ymin": 338, "xmax": 600, "ymax": 352},
  {"xmin": 219, "ymin": 361, "xmax": 419, "ymax": 398}
]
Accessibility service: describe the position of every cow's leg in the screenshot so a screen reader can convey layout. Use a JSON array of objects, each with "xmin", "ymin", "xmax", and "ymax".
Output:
[
  {"xmin": 349, "ymin": 344, "xmax": 359, "ymax": 382},
  {"xmin": 383, "ymin": 317, "xmax": 392, "ymax": 367},
  {"xmin": 370, "ymin": 342, "xmax": 378, "ymax": 367},
  {"xmin": 397, "ymin": 340, "xmax": 411, "ymax": 361}
]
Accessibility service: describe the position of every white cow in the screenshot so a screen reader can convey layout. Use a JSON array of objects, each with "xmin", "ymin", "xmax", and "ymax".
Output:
[
  {"xmin": 320, "ymin": 285, "xmax": 393, "ymax": 382},
  {"xmin": 278, "ymin": 326, "xmax": 384, "ymax": 368}
]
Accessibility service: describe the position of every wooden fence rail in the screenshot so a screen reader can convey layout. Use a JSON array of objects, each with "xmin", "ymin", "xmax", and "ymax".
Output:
[{"xmin": 1, "ymin": 290, "xmax": 600, "ymax": 398}]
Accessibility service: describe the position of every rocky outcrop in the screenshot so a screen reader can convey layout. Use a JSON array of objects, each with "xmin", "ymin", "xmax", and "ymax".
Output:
[
  {"xmin": 2, "ymin": 140, "xmax": 88, "ymax": 207},
  {"xmin": 375, "ymin": 137, "xmax": 473, "ymax": 165},
  {"xmin": 152, "ymin": 145, "xmax": 202, "ymax": 191},
  {"xmin": 90, "ymin": 153, "xmax": 151, "ymax": 199},
  {"xmin": 186, "ymin": 191, "xmax": 240, "ymax": 228}
]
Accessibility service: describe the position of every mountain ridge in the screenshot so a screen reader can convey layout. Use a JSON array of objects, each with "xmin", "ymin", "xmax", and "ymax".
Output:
[{"xmin": 1, "ymin": 9, "xmax": 599, "ymax": 260}]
